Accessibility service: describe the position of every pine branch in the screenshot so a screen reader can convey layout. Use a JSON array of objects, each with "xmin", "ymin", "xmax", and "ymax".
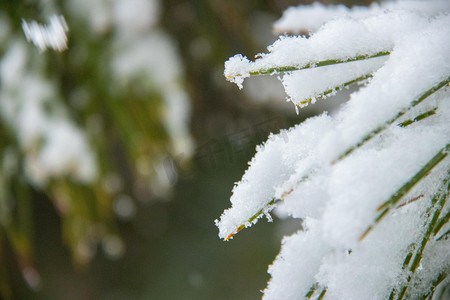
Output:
[
  {"xmin": 334, "ymin": 77, "xmax": 450, "ymax": 164},
  {"xmin": 317, "ymin": 288, "xmax": 327, "ymax": 300},
  {"xmin": 305, "ymin": 282, "xmax": 327, "ymax": 300},
  {"xmin": 436, "ymin": 229, "xmax": 450, "ymax": 241},
  {"xmin": 433, "ymin": 210, "xmax": 450, "ymax": 237},
  {"xmin": 398, "ymin": 108, "xmax": 438, "ymax": 128},
  {"xmin": 221, "ymin": 68, "xmax": 448, "ymax": 242},
  {"xmin": 419, "ymin": 270, "xmax": 448, "ymax": 300},
  {"xmin": 245, "ymin": 51, "xmax": 390, "ymax": 77},
  {"xmin": 389, "ymin": 171, "xmax": 450, "ymax": 299},
  {"xmin": 297, "ymin": 74, "xmax": 373, "ymax": 108},
  {"xmin": 305, "ymin": 282, "xmax": 319, "ymax": 298},
  {"xmin": 360, "ymin": 143, "xmax": 450, "ymax": 241},
  {"xmin": 224, "ymin": 198, "xmax": 276, "ymax": 241}
]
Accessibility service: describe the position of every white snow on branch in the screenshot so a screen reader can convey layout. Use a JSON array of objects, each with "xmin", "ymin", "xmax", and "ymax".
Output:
[
  {"xmin": 22, "ymin": 14, "xmax": 69, "ymax": 52},
  {"xmin": 217, "ymin": 1, "xmax": 450, "ymax": 298},
  {"xmin": 224, "ymin": 10, "xmax": 429, "ymax": 89},
  {"xmin": 281, "ymin": 56, "xmax": 387, "ymax": 107},
  {"xmin": 219, "ymin": 13, "xmax": 450, "ymax": 240},
  {"xmin": 274, "ymin": 0, "xmax": 450, "ymax": 34}
]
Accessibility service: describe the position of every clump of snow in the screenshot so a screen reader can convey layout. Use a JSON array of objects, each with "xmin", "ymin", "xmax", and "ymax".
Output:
[
  {"xmin": 217, "ymin": 1, "xmax": 450, "ymax": 299},
  {"xmin": 224, "ymin": 10, "xmax": 438, "ymax": 91},
  {"xmin": 216, "ymin": 114, "xmax": 333, "ymax": 240},
  {"xmin": 264, "ymin": 218, "xmax": 330, "ymax": 299},
  {"xmin": 224, "ymin": 54, "xmax": 251, "ymax": 89},
  {"xmin": 274, "ymin": 0, "xmax": 450, "ymax": 34},
  {"xmin": 22, "ymin": 15, "xmax": 69, "ymax": 52}
]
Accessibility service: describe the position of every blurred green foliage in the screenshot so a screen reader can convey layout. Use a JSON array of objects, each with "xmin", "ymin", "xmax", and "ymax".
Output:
[{"xmin": 0, "ymin": 0, "xmax": 370, "ymax": 299}]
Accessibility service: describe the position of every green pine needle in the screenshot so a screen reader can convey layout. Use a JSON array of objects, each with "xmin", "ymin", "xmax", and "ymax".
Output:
[{"xmin": 248, "ymin": 51, "xmax": 390, "ymax": 76}]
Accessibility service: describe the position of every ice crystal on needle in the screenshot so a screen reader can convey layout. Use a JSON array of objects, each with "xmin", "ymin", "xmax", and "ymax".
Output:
[{"xmin": 216, "ymin": 1, "xmax": 450, "ymax": 299}]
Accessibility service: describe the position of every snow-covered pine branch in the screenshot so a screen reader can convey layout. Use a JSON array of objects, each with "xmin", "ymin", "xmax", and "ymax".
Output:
[
  {"xmin": 273, "ymin": 0, "xmax": 450, "ymax": 35},
  {"xmin": 216, "ymin": 1, "xmax": 450, "ymax": 299}
]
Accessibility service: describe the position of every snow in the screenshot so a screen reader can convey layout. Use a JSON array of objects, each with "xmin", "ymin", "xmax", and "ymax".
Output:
[
  {"xmin": 0, "ymin": 40, "xmax": 97, "ymax": 185},
  {"xmin": 215, "ymin": 114, "xmax": 333, "ymax": 240},
  {"xmin": 22, "ymin": 15, "xmax": 68, "ymax": 52},
  {"xmin": 224, "ymin": 11, "xmax": 436, "ymax": 91},
  {"xmin": 217, "ymin": 1, "xmax": 450, "ymax": 299},
  {"xmin": 264, "ymin": 218, "xmax": 330, "ymax": 299},
  {"xmin": 274, "ymin": 0, "xmax": 450, "ymax": 34},
  {"xmin": 281, "ymin": 56, "xmax": 386, "ymax": 107}
]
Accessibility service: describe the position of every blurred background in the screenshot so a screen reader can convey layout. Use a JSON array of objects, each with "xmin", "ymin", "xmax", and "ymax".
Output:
[{"xmin": 0, "ymin": 0, "xmax": 371, "ymax": 299}]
